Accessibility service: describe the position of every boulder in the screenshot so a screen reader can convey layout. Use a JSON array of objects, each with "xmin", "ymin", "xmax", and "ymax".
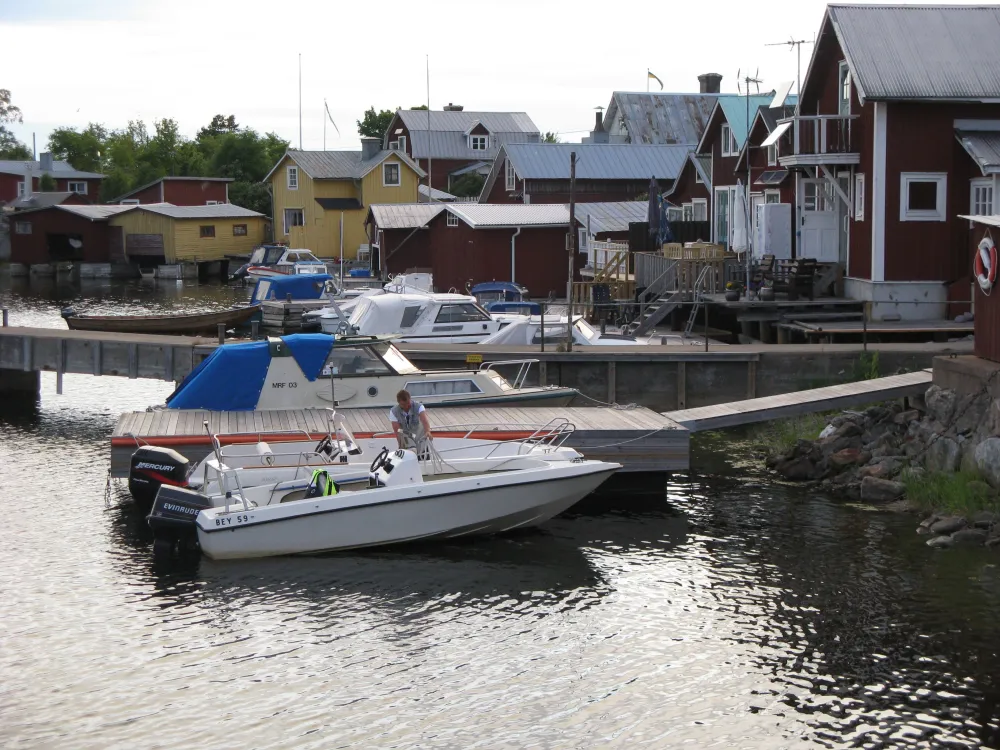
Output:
[
  {"xmin": 860, "ymin": 476, "xmax": 905, "ymax": 503},
  {"xmin": 832, "ymin": 421, "xmax": 863, "ymax": 440},
  {"xmin": 952, "ymin": 528, "xmax": 989, "ymax": 545},
  {"xmin": 893, "ymin": 409, "xmax": 921, "ymax": 426},
  {"xmin": 987, "ymin": 536, "xmax": 1000, "ymax": 549},
  {"xmin": 829, "ymin": 448, "xmax": 864, "ymax": 469},
  {"xmin": 919, "ymin": 514, "xmax": 941, "ymax": 529},
  {"xmin": 975, "ymin": 438, "xmax": 1000, "ymax": 488},
  {"xmin": 859, "ymin": 457, "xmax": 904, "ymax": 480},
  {"xmin": 818, "ymin": 423, "xmax": 837, "ymax": 439},
  {"xmin": 925, "ymin": 436, "xmax": 962, "ymax": 473},
  {"xmin": 929, "ymin": 516, "xmax": 967, "ymax": 535},
  {"xmin": 927, "ymin": 535, "xmax": 956, "ymax": 548},
  {"xmin": 775, "ymin": 457, "xmax": 821, "ymax": 481},
  {"xmin": 954, "ymin": 392, "xmax": 992, "ymax": 435},
  {"xmin": 925, "ymin": 385, "xmax": 958, "ymax": 425},
  {"xmin": 972, "ymin": 510, "xmax": 998, "ymax": 529}
]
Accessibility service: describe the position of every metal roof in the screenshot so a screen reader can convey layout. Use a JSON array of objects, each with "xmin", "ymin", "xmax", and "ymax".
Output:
[
  {"xmin": 110, "ymin": 175, "xmax": 233, "ymax": 202},
  {"xmin": 604, "ymin": 92, "xmax": 722, "ymax": 145},
  {"xmin": 265, "ymin": 149, "xmax": 425, "ymax": 183},
  {"xmin": 758, "ymin": 103, "xmax": 797, "ymax": 133},
  {"xmin": 828, "ymin": 4, "xmax": 1000, "ymax": 101},
  {"xmin": 396, "ymin": 110, "xmax": 538, "ymax": 134},
  {"xmin": 130, "ymin": 203, "xmax": 265, "ymax": 219},
  {"xmin": 418, "ymin": 184, "xmax": 458, "ymax": 201},
  {"xmin": 961, "ymin": 214, "xmax": 1000, "ymax": 228},
  {"xmin": 717, "ymin": 96, "xmax": 776, "ymax": 149},
  {"xmin": 392, "ymin": 110, "xmax": 540, "ymax": 161},
  {"xmin": 574, "ymin": 202, "xmax": 648, "ymax": 235},
  {"xmin": 8, "ymin": 192, "xmax": 75, "ymax": 210},
  {"xmin": 368, "ymin": 203, "xmax": 445, "ymax": 230},
  {"xmin": 406, "ymin": 130, "xmax": 540, "ymax": 161},
  {"xmin": 56, "ymin": 204, "xmax": 137, "ymax": 220},
  {"xmin": 956, "ymin": 130, "xmax": 1000, "ymax": 174},
  {"xmin": 502, "ymin": 143, "xmax": 691, "ymax": 181},
  {"xmin": 447, "ymin": 204, "xmax": 569, "ymax": 229},
  {"xmin": 0, "ymin": 159, "xmax": 104, "ymax": 179}
]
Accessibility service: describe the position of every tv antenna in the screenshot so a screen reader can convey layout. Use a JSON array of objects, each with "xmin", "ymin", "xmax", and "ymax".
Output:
[
  {"xmin": 736, "ymin": 68, "xmax": 762, "ymax": 96},
  {"xmin": 765, "ymin": 37, "xmax": 814, "ymax": 115}
]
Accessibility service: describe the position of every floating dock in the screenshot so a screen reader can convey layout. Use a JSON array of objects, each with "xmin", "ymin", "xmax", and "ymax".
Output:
[{"xmin": 110, "ymin": 405, "xmax": 687, "ymax": 476}]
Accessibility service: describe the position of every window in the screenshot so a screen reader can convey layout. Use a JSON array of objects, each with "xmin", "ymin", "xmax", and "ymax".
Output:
[
  {"xmin": 400, "ymin": 305, "xmax": 426, "ymax": 328},
  {"xmin": 206, "ymin": 200, "xmax": 220, "ymax": 205},
  {"xmin": 764, "ymin": 190, "xmax": 781, "ymax": 205},
  {"xmin": 695, "ymin": 170, "xmax": 704, "ymax": 184},
  {"xmin": 714, "ymin": 188, "xmax": 730, "ymax": 244},
  {"xmin": 505, "ymin": 158, "xmax": 516, "ymax": 191},
  {"xmin": 283, "ymin": 208, "xmax": 304, "ymax": 235},
  {"xmin": 446, "ymin": 212, "xmax": 459, "ymax": 227},
  {"xmin": 682, "ymin": 203, "xmax": 694, "ymax": 221},
  {"xmin": 692, "ymin": 198, "xmax": 708, "ymax": 221},
  {"xmin": 287, "ymin": 166, "xmax": 298, "ymax": 190},
  {"xmin": 804, "ymin": 181, "xmax": 834, "ymax": 212},
  {"xmin": 434, "ymin": 303, "xmax": 491, "ymax": 323},
  {"xmin": 374, "ymin": 343, "xmax": 419, "ymax": 375},
  {"xmin": 469, "ymin": 135, "xmax": 488, "ymax": 150},
  {"xmin": 721, "ymin": 124, "xmax": 733, "ymax": 156},
  {"xmin": 320, "ymin": 346, "xmax": 391, "ymax": 377},
  {"xmin": 199, "ymin": 225, "xmax": 216, "ymax": 238},
  {"xmin": 404, "ymin": 379, "xmax": 483, "ymax": 397},
  {"xmin": 383, "ymin": 162, "xmax": 401, "ymax": 186},
  {"xmin": 233, "ymin": 224, "xmax": 248, "ymax": 236},
  {"xmin": 14, "ymin": 221, "xmax": 31, "ymax": 234},
  {"xmin": 839, "ymin": 61, "xmax": 852, "ymax": 116},
  {"xmin": 68, "ymin": 181, "xmax": 87, "ymax": 194},
  {"xmin": 767, "ymin": 143, "xmax": 777, "ymax": 166},
  {"xmin": 900, "ymin": 172, "xmax": 947, "ymax": 221},
  {"xmin": 855, "ymin": 174, "xmax": 866, "ymax": 221},
  {"xmin": 398, "ymin": 135, "xmax": 407, "ymax": 152},
  {"xmin": 971, "ymin": 178, "xmax": 993, "ymax": 219},
  {"xmin": 120, "ymin": 199, "xmax": 140, "ymax": 205},
  {"xmin": 17, "ymin": 181, "xmax": 26, "ymax": 197},
  {"xmin": 667, "ymin": 207, "xmax": 683, "ymax": 222}
]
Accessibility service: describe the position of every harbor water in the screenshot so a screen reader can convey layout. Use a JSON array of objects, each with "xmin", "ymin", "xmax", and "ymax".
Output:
[{"xmin": 2, "ymin": 279, "xmax": 1000, "ymax": 748}]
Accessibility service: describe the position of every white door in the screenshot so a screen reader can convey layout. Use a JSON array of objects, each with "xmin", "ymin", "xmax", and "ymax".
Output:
[
  {"xmin": 798, "ymin": 178, "xmax": 838, "ymax": 262},
  {"xmin": 749, "ymin": 193, "xmax": 764, "ymax": 255}
]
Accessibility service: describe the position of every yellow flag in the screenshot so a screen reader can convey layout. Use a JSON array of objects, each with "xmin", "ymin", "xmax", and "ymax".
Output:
[{"xmin": 648, "ymin": 70, "xmax": 664, "ymax": 90}]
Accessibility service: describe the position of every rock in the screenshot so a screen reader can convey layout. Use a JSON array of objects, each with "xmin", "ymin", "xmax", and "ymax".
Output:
[
  {"xmin": 829, "ymin": 448, "xmax": 864, "ymax": 469},
  {"xmin": 776, "ymin": 457, "xmax": 821, "ymax": 481},
  {"xmin": 919, "ymin": 514, "xmax": 941, "ymax": 529},
  {"xmin": 860, "ymin": 476, "xmax": 905, "ymax": 503},
  {"xmin": 975, "ymin": 438, "xmax": 1000, "ymax": 488},
  {"xmin": 972, "ymin": 510, "xmax": 998, "ymax": 529},
  {"xmin": 953, "ymin": 528, "xmax": 989, "ymax": 545},
  {"xmin": 927, "ymin": 535, "xmax": 956, "ymax": 548},
  {"xmin": 954, "ymin": 392, "xmax": 992, "ymax": 435},
  {"xmin": 859, "ymin": 457, "xmax": 904, "ymax": 479},
  {"xmin": 820, "ymin": 434, "xmax": 863, "ymax": 457},
  {"xmin": 929, "ymin": 516, "xmax": 967, "ymax": 535},
  {"xmin": 916, "ymin": 525, "xmax": 934, "ymax": 535},
  {"xmin": 925, "ymin": 436, "xmax": 962, "ymax": 473},
  {"xmin": 894, "ymin": 409, "xmax": 921, "ymax": 425},
  {"xmin": 925, "ymin": 385, "xmax": 958, "ymax": 424},
  {"xmin": 818, "ymin": 423, "xmax": 837, "ymax": 439},
  {"xmin": 987, "ymin": 536, "xmax": 1000, "ymax": 548}
]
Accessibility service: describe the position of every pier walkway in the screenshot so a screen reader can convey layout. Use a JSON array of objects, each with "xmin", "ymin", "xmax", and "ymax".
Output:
[{"xmin": 664, "ymin": 369, "xmax": 932, "ymax": 432}]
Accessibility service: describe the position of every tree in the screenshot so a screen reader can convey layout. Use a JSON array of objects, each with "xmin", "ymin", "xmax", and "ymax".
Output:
[
  {"xmin": 409, "ymin": 105, "xmax": 428, "ymax": 110},
  {"xmin": 0, "ymin": 126, "xmax": 31, "ymax": 159},
  {"xmin": 229, "ymin": 181, "xmax": 272, "ymax": 216},
  {"xmin": 197, "ymin": 114, "xmax": 239, "ymax": 141},
  {"xmin": 47, "ymin": 123, "xmax": 107, "ymax": 172},
  {"xmin": 357, "ymin": 106, "xmax": 395, "ymax": 139},
  {"xmin": 0, "ymin": 89, "xmax": 22, "ymax": 124},
  {"xmin": 450, "ymin": 172, "xmax": 485, "ymax": 199},
  {"xmin": 39, "ymin": 173, "xmax": 56, "ymax": 191},
  {"xmin": 542, "ymin": 131, "xmax": 560, "ymax": 143}
]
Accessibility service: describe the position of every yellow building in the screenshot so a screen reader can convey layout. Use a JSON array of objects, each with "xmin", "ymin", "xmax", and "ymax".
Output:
[
  {"xmin": 265, "ymin": 139, "xmax": 425, "ymax": 260},
  {"xmin": 109, "ymin": 204, "xmax": 268, "ymax": 263}
]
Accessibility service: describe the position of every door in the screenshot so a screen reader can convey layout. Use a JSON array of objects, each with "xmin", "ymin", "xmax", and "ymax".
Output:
[
  {"xmin": 749, "ymin": 193, "xmax": 764, "ymax": 255},
  {"xmin": 798, "ymin": 178, "xmax": 838, "ymax": 262}
]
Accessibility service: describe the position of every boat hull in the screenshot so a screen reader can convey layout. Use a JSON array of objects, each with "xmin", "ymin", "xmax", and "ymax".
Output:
[
  {"xmin": 196, "ymin": 465, "xmax": 617, "ymax": 559},
  {"xmin": 64, "ymin": 306, "xmax": 258, "ymax": 335}
]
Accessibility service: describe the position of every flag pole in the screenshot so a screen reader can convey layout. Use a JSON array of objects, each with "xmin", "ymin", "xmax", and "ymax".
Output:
[
  {"xmin": 298, "ymin": 53, "xmax": 303, "ymax": 149},
  {"xmin": 647, "ymin": 68, "xmax": 649, "ymax": 93}
]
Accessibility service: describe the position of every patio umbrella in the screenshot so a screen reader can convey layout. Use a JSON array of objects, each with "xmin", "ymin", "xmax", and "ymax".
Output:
[{"xmin": 647, "ymin": 177, "xmax": 660, "ymax": 249}]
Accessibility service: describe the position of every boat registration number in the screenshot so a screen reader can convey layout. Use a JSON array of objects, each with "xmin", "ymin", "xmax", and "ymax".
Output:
[
  {"xmin": 215, "ymin": 514, "xmax": 251, "ymax": 527},
  {"xmin": 270, "ymin": 382, "xmax": 298, "ymax": 389}
]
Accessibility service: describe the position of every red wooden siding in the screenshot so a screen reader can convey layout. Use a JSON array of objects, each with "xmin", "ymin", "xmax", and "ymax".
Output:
[{"xmin": 9, "ymin": 208, "xmax": 112, "ymax": 264}]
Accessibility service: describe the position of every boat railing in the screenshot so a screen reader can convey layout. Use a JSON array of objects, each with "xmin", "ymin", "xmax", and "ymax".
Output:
[
  {"xmin": 478, "ymin": 359, "xmax": 539, "ymax": 390},
  {"xmin": 370, "ymin": 418, "xmax": 577, "ymax": 459}
]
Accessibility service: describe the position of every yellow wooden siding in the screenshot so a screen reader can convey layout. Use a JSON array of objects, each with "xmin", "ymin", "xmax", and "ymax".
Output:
[
  {"xmin": 109, "ymin": 211, "xmax": 176, "ymax": 259},
  {"xmin": 361, "ymin": 159, "xmax": 420, "ymax": 206},
  {"xmin": 170, "ymin": 218, "xmax": 267, "ymax": 261}
]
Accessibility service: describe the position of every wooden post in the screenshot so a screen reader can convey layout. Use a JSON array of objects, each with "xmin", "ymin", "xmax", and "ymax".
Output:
[
  {"xmin": 164, "ymin": 346, "xmax": 174, "ymax": 382},
  {"xmin": 251, "ymin": 320, "xmax": 260, "ymax": 341},
  {"xmin": 56, "ymin": 339, "xmax": 65, "ymax": 395},
  {"xmin": 747, "ymin": 360, "xmax": 757, "ymax": 399},
  {"xmin": 677, "ymin": 361, "xmax": 687, "ymax": 409},
  {"xmin": 128, "ymin": 344, "xmax": 138, "ymax": 380},
  {"xmin": 607, "ymin": 361, "xmax": 616, "ymax": 403},
  {"xmin": 539, "ymin": 360, "xmax": 547, "ymax": 386},
  {"xmin": 1, "ymin": 309, "xmax": 7, "ymax": 327},
  {"xmin": 539, "ymin": 302, "xmax": 545, "ymax": 352},
  {"xmin": 92, "ymin": 343, "xmax": 102, "ymax": 376},
  {"xmin": 217, "ymin": 324, "xmax": 226, "ymax": 345},
  {"xmin": 566, "ymin": 151, "xmax": 576, "ymax": 352}
]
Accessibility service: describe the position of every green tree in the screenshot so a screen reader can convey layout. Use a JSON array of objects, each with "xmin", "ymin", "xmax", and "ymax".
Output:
[
  {"xmin": 449, "ymin": 173, "xmax": 485, "ymax": 199},
  {"xmin": 357, "ymin": 106, "xmax": 395, "ymax": 139},
  {"xmin": 0, "ymin": 127, "xmax": 31, "ymax": 159},
  {"xmin": 542, "ymin": 131, "xmax": 560, "ymax": 143},
  {"xmin": 47, "ymin": 123, "xmax": 107, "ymax": 172},
  {"xmin": 0, "ymin": 89, "xmax": 22, "ymax": 124},
  {"xmin": 229, "ymin": 181, "xmax": 272, "ymax": 216},
  {"xmin": 39, "ymin": 173, "xmax": 56, "ymax": 191},
  {"xmin": 197, "ymin": 114, "xmax": 239, "ymax": 140},
  {"xmin": 409, "ymin": 105, "xmax": 428, "ymax": 110}
]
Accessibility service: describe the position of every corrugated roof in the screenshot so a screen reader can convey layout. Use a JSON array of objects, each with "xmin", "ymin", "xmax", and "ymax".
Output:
[
  {"xmin": 961, "ymin": 214, "xmax": 1000, "ymax": 228},
  {"xmin": 447, "ymin": 204, "xmax": 569, "ymax": 229},
  {"xmin": 759, "ymin": 103, "xmax": 797, "ymax": 133},
  {"xmin": 828, "ymin": 4, "xmax": 1000, "ymax": 101},
  {"xmin": 110, "ymin": 175, "xmax": 233, "ymax": 202},
  {"xmin": 397, "ymin": 110, "xmax": 538, "ymax": 134},
  {"xmin": 57, "ymin": 204, "xmax": 137, "ymax": 220},
  {"xmin": 691, "ymin": 155, "xmax": 712, "ymax": 186},
  {"xmin": 604, "ymin": 92, "xmax": 722, "ymax": 145},
  {"xmin": 266, "ymin": 149, "xmax": 425, "ymax": 182},
  {"xmin": 718, "ymin": 96, "xmax": 776, "ymax": 149},
  {"xmin": 406, "ymin": 130, "xmax": 539, "ymax": 161},
  {"xmin": 369, "ymin": 203, "xmax": 445, "ymax": 230},
  {"xmin": 132, "ymin": 204, "xmax": 264, "ymax": 219},
  {"xmin": 574, "ymin": 202, "xmax": 647, "ymax": 235},
  {"xmin": 503, "ymin": 143, "xmax": 690, "ymax": 181},
  {"xmin": 418, "ymin": 185, "xmax": 458, "ymax": 201},
  {"xmin": 0, "ymin": 159, "xmax": 104, "ymax": 179},
  {"xmin": 8, "ymin": 192, "xmax": 75, "ymax": 210},
  {"xmin": 957, "ymin": 130, "xmax": 1000, "ymax": 174}
]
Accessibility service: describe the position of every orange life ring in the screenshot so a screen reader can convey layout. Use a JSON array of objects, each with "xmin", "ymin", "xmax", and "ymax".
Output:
[{"xmin": 976, "ymin": 237, "xmax": 997, "ymax": 292}]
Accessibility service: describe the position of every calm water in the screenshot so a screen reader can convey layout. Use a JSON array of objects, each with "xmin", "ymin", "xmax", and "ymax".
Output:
[{"xmin": 2, "ymin": 280, "xmax": 1000, "ymax": 749}]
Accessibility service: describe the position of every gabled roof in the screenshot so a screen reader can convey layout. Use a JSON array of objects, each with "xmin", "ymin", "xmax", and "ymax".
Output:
[
  {"xmin": 109, "ymin": 175, "xmax": 234, "ymax": 203},
  {"xmin": 12, "ymin": 203, "xmax": 135, "ymax": 220},
  {"xmin": 8, "ymin": 192, "xmax": 76, "ymax": 210},
  {"xmin": 130, "ymin": 203, "xmax": 264, "ymax": 219},
  {"xmin": 957, "ymin": 129, "xmax": 1000, "ymax": 175},
  {"xmin": 810, "ymin": 4, "xmax": 1000, "ymax": 102},
  {"xmin": 666, "ymin": 153, "xmax": 713, "ymax": 198},
  {"xmin": 735, "ymin": 103, "xmax": 797, "ymax": 170},
  {"xmin": 695, "ymin": 95, "xmax": 776, "ymax": 156},
  {"xmin": 418, "ymin": 185, "xmax": 458, "ymax": 202},
  {"xmin": 395, "ymin": 109, "xmax": 538, "ymax": 135},
  {"xmin": 447, "ymin": 203, "xmax": 569, "ymax": 229},
  {"xmin": 603, "ymin": 92, "xmax": 722, "ymax": 145},
  {"xmin": 0, "ymin": 159, "xmax": 104, "ymax": 180},
  {"xmin": 367, "ymin": 203, "xmax": 446, "ymax": 230},
  {"xmin": 574, "ymin": 202, "xmax": 648, "ymax": 235},
  {"xmin": 389, "ymin": 109, "xmax": 540, "ymax": 161},
  {"xmin": 264, "ymin": 149, "xmax": 425, "ymax": 183}
]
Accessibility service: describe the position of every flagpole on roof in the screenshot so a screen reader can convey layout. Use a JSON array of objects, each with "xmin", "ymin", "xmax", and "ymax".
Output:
[
  {"xmin": 427, "ymin": 54, "xmax": 433, "ymax": 203},
  {"xmin": 298, "ymin": 53, "xmax": 303, "ymax": 149}
]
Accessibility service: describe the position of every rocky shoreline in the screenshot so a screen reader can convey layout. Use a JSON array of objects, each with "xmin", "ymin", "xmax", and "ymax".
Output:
[{"xmin": 765, "ymin": 384, "xmax": 1000, "ymax": 550}]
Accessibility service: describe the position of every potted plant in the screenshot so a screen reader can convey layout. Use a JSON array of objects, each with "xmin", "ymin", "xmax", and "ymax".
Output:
[
  {"xmin": 724, "ymin": 281, "xmax": 742, "ymax": 302},
  {"xmin": 759, "ymin": 280, "xmax": 775, "ymax": 301}
]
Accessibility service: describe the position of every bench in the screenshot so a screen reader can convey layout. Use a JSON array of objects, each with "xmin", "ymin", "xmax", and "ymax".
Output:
[{"xmin": 772, "ymin": 258, "xmax": 817, "ymax": 300}]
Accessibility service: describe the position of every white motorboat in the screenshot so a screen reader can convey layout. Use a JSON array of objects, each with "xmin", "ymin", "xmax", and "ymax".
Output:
[
  {"xmin": 231, "ymin": 245, "xmax": 328, "ymax": 280},
  {"xmin": 346, "ymin": 293, "xmax": 502, "ymax": 343},
  {"xmin": 480, "ymin": 315, "xmax": 651, "ymax": 346},
  {"xmin": 163, "ymin": 333, "xmax": 577, "ymax": 410},
  {"xmin": 303, "ymin": 272, "xmax": 435, "ymax": 333},
  {"xmin": 148, "ymin": 447, "xmax": 620, "ymax": 560}
]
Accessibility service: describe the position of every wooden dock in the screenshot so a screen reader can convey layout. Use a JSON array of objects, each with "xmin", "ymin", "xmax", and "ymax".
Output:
[
  {"xmin": 664, "ymin": 369, "xmax": 932, "ymax": 432},
  {"xmin": 109, "ymin": 405, "xmax": 688, "ymax": 476}
]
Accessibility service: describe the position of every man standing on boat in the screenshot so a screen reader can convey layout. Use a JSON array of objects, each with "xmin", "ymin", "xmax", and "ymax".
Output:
[{"xmin": 390, "ymin": 389, "xmax": 433, "ymax": 449}]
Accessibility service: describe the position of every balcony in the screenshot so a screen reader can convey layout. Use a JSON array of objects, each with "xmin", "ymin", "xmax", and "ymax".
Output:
[{"xmin": 775, "ymin": 114, "xmax": 860, "ymax": 168}]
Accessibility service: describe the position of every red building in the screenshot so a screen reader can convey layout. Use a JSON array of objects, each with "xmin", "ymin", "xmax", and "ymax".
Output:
[
  {"xmin": 110, "ymin": 176, "xmax": 233, "ymax": 205},
  {"xmin": 382, "ymin": 107, "xmax": 539, "ymax": 193},
  {"xmin": 0, "ymin": 153, "xmax": 103, "ymax": 205},
  {"xmin": 9, "ymin": 204, "xmax": 132, "ymax": 264},
  {"xmin": 665, "ymin": 154, "xmax": 712, "ymax": 224}
]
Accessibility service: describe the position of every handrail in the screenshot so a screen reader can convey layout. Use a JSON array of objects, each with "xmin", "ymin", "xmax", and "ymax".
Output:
[
  {"xmin": 479, "ymin": 358, "xmax": 539, "ymax": 389},
  {"xmin": 776, "ymin": 114, "xmax": 860, "ymax": 123},
  {"xmin": 637, "ymin": 258, "xmax": 679, "ymax": 321}
]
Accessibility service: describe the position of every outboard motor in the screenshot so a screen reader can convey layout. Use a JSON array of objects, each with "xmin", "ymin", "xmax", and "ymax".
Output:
[
  {"xmin": 129, "ymin": 446, "xmax": 193, "ymax": 507},
  {"xmin": 147, "ymin": 485, "xmax": 214, "ymax": 559}
]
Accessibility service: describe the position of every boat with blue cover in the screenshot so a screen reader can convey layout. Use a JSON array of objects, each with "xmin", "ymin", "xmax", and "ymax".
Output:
[
  {"xmin": 164, "ymin": 333, "xmax": 577, "ymax": 411},
  {"xmin": 470, "ymin": 281, "xmax": 541, "ymax": 315}
]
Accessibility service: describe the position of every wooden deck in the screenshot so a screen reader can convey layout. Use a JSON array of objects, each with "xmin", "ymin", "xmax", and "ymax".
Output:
[
  {"xmin": 780, "ymin": 319, "xmax": 974, "ymax": 337},
  {"xmin": 663, "ymin": 369, "xmax": 932, "ymax": 432},
  {"xmin": 109, "ymin": 405, "xmax": 688, "ymax": 476}
]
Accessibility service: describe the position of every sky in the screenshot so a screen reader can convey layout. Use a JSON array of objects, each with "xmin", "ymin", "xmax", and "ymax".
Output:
[{"xmin": 0, "ymin": 0, "xmax": 980, "ymax": 155}]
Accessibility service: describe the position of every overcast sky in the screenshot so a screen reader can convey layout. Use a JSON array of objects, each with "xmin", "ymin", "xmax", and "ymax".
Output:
[{"xmin": 0, "ymin": 0, "xmax": 976, "ymax": 154}]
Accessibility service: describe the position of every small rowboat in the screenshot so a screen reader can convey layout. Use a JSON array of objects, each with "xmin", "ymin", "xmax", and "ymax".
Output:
[{"xmin": 61, "ymin": 305, "xmax": 258, "ymax": 335}]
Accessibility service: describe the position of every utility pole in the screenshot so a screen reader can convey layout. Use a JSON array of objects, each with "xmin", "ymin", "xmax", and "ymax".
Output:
[{"xmin": 566, "ymin": 151, "xmax": 576, "ymax": 351}]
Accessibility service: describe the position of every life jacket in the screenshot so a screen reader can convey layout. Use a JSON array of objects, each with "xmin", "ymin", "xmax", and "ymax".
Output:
[{"xmin": 305, "ymin": 469, "xmax": 338, "ymax": 498}]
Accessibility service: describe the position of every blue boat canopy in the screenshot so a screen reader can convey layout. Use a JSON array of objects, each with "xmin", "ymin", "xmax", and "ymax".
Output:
[
  {"xmin": 470, "ymin": 281, "xmax": 529, "ymax": 297},
  {"xmin": 166, "ymin": 334, "xmax": 335, "ymax": 411},
  {"xmin": 485, "ymin": 300, "xmax": 541, "ymax": 314},
  {"xmin": 250, "ymin": 274, "xmax": 332, "ymax": 304}
]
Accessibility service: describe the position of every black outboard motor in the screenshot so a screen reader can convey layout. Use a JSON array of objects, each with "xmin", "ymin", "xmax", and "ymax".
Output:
[
  {"xmin": 128, "ymin": 446, "xmax": 193, "ymax": 508},
  {"xmin": 147, "ymin": 485, "xmax": 214, "ymax": 559}
]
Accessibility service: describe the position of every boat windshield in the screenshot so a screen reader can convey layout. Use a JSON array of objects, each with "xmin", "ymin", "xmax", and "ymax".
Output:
[
  {"xmin": 374, "ymin": 342, "xmax": 420, "ymax": 375},
  {"xmin": 574, "ymin": 319, "xmax": 599, "ymax": 342},
  {"xmin": 262, "ymin": 246, "xmax": 284, "ymax": 264},
  {"xmin": 320, "ymin": 345, "xmax": 391, "ymax": 377}
]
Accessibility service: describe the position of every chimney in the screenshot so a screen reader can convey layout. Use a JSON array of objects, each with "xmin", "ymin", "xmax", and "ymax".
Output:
[
  {"xmin": 443, "ymin": 103, "xmax": 464, "ymax": 112},
  {"xmin": 698, "ymin": 73, "xmax": 722, "ymax": 94},
  {"xmin": 590, "ymin": 110, "xmax": 609, "ymax": 144},
  {"xmin": 40, "ymin": 151, "xmax": 54, "ymax": 172},
  {"xmin": 360, "ymin": 137, "xmax": 381, "ymax": 161}
]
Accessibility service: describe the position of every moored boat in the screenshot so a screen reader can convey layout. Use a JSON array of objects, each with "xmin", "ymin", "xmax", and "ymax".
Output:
[{"xmin": 61, "ymin": 305, "xmax": 259, "ymax": 335}]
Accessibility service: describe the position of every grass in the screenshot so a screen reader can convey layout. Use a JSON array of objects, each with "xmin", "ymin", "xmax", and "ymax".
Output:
[
  {"xmin": 901, "ymin": 469, "xmax": 1000, "ymax": 516},
  {"xmin": 749, "ymin": 412, "xmax": 832, "ymax": 456}
]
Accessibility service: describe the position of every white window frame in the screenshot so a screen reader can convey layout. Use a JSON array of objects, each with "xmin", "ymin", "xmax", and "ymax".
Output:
[
  {"xmin": 766, "ymin": 143, "xmax": 777, "ymax": 166},
  {"xmin": 682, "ymin": 203, "xmax": 694, "ymax": 221},
  {"xmin": 206, "ymin": 200, "xmax": 220, "ymax": 205},
  {"xmin": 382, "ymin": 162, "xmax": 401, "ymax": 187},
  {"xmin": 120, "ymin": 199, "xmax": 140, "ymax": 205},
  {"xmin": 68, "ymin": 181, "xmax": 87, "ymax": 195},
  {"xmin": 283, "ymin": 207, "xmax": 304, "ymax": 235},
  {"xmin": 17, "ymin": 181, "xmax": 26, "ymax": 197},
  {"xmin": 713, "ymin": 186, "xmax": 732, "ymax": 244},
  {"xmin": 900, "ymin": 172, "xmax": 947, "ymax": 222},
  {"xmin": 505, "ymin": 158, "xmax": 516, "ymax": 191},
  {"xmin": 721, "ymin": 124, "xmax": 733, "ymax": 157},
  {"xmin": 469, "ymin": 135, "xmax": 488, "ymax": 151},
  {"xmin": 286, "ymin": 165, "xmax": 298, "ymax": 190},
  {"xmin": 694, "ymin": 169, "xmax": 704, "ymax": 185},
  {"xmin": 667, "ymin": 206, "xmax": 684, "ymax": 222},
  {"xmin": 446, "ymin": 212, "xmax": 459, "ymax": 227},
  {"xmin": 398, "ymin": 135, "xmax": 407, "ymax": 152},
  {"xmin": 764, "ymin": 189, "xmax": 781, "ymax": 205},
  {"xmin": 692, "ymin": 198, "xmax": 708, "ymax": 221},
  {"xmin": 838, "ymin": 61, "xmax": 852, "ymax": 116},
  {"xmin": 14, "ymin": 221, "xmax": 31, "ymax": 234},
  {"xmin": 970, "ymin": 177, "xmax": 993, "ymax": 222},
  {"xmin": 854, "ymin": 173, "xmax": 866, "ymax": 221}
]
